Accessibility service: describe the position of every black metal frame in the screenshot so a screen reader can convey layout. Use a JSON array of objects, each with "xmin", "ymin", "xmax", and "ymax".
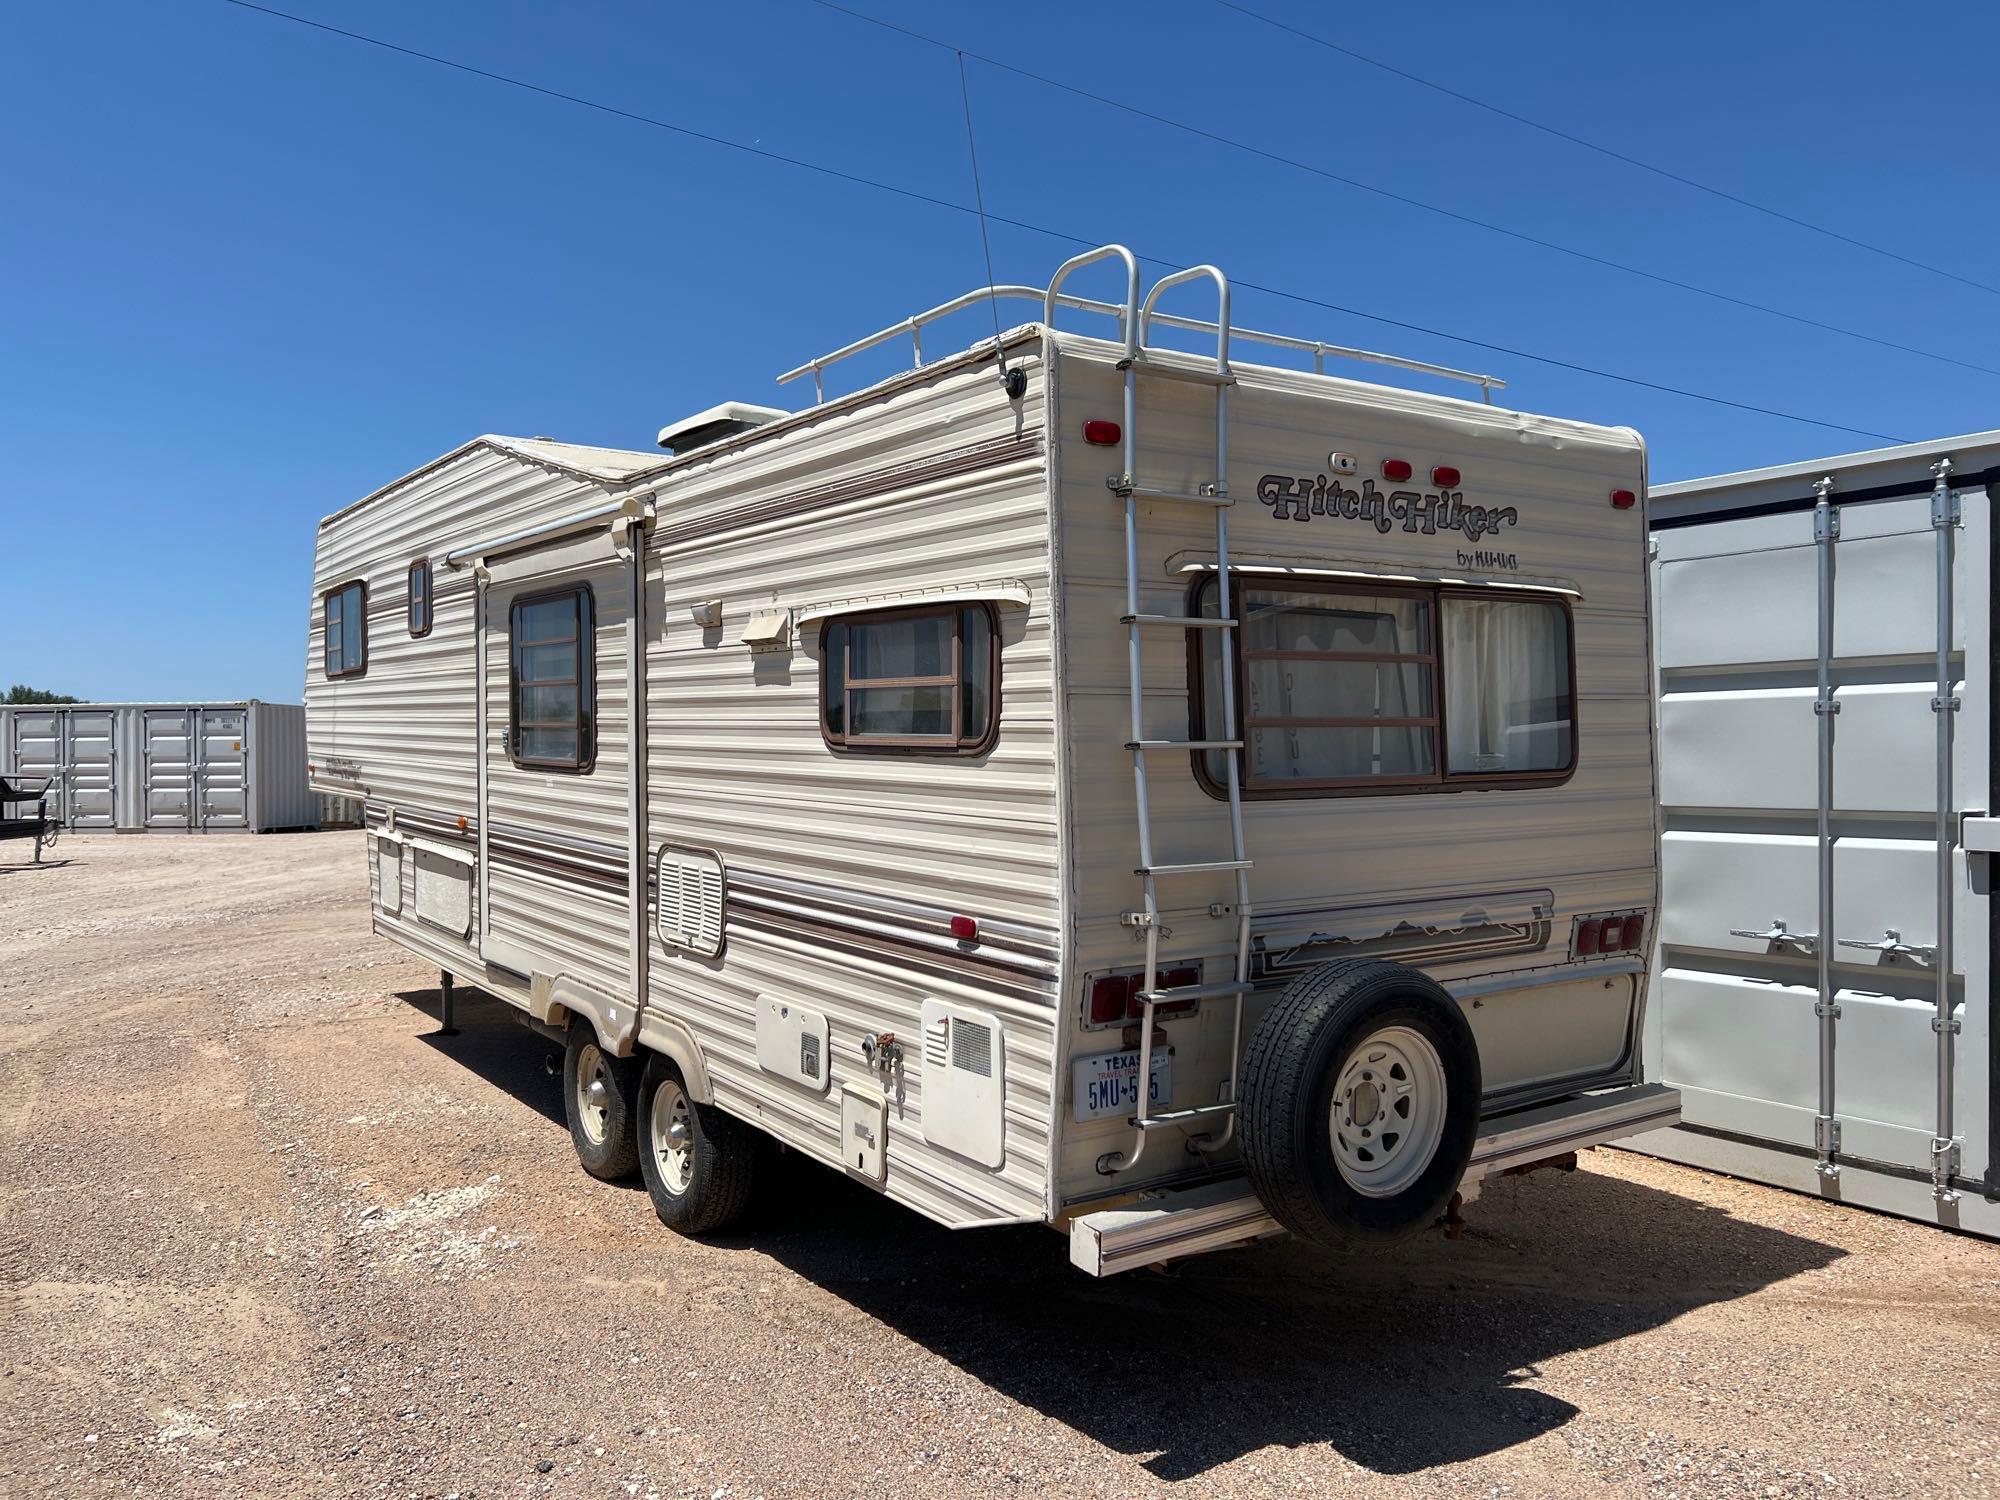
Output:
[{"xmin": 0, "ymin": 774, "xmax": 58, "ymax": 863}]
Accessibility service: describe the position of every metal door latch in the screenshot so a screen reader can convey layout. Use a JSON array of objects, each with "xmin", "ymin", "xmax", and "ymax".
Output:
[
  {"xmin": 1729, "ymin": 918, "xmax": 1817, "ymax": 955},
  {"xmin": 1834, "ymin": 927, "xmax": 1936, "ymax": 967}
]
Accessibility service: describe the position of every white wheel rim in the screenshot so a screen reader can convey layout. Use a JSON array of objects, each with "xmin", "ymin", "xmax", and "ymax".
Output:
[
  {"xmin": 1329, "ymin": 1025, "xmax": 1448, "ymax": 1198},
  {"xmin": 574, "ymin": 1043, "xmax": 610, "ymax": 1145},
  {"xmin": 650, "ymin": 1080, "xmax": 694, "ymax": 1195}
]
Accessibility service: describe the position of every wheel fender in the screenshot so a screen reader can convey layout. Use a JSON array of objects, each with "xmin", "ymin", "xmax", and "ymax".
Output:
[
  {"xmin": 530, "ymin": 972, "xmax": 641, "ymax": 1058},
  {"xmin": 636, "ymin": 1013, "xmax": 715, "ymax": 1105}
]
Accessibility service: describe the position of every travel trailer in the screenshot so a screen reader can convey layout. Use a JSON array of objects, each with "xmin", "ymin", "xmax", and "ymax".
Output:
[
  {"xmin": 305, "ymin": 246, "xmax": 1675, "ymax": 1274},
  {"xmin": 0, "ymin": 700, "xmax": 315, "ymax": 834},
  {"xmin": 1634, "ymin": 431, "xmax": 1996, "ymax": 1236}
]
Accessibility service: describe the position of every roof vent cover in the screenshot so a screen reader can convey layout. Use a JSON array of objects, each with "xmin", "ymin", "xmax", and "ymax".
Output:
[{"xmin": 656, "ymin": 401, "xmax": 789, "ymax": 454}]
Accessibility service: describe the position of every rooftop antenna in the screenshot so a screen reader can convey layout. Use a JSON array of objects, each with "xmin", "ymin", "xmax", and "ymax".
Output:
[{"xmin": 956, "ymin": 51, "xmax": 1026, "ymax": 401}]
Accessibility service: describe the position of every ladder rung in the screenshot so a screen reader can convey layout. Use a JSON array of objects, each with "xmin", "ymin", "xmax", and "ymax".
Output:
[
  {"xmin": 1112, "ymin": 484, "xmax": 1234, "ymax": 508},
  {"xmin": 1134, "ymin": 1103, "xmax": 1239, "ymax": 1129},
  {"xmin": 1120, "ymin": 360, "xmax": 1236, "ymax": 388},
  {"xmin": 1137, "ymin": 859, "xmax": 1252, "ymax": 877},
  {"xmin": 1122, "ymin": 613, "xmax": 1234, "ymax": 629},
  {"xmin": 1138, "ymin": 981, "xmax": 1253, "ymax": 1004},
  {"xmin": 1128, "ymin": 739, "xmax": 1241, "ymax": 751}
]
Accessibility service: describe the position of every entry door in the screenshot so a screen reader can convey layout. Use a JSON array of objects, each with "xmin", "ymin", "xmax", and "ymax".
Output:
[
  {"xmin": 195, "ymin": 708, "xmax": 248, "ymax": 829},
  {"xmin": 9, "ymin": 711, "xmax": 67, "ymax": 823},
  {"xmin": 1652, "ymin": 491, "xmax": 1986, "ymax": 1178},
  {"xmin": 143, "ymin": 709, "xmax": 196, "ymax": 829},
  {"xmin": 65, "ymin": 709, "xmax": 117, "ymax": 829},
  {"xmin": 476, "ymin": 537, "xmax": 634, "ymax": 997}
]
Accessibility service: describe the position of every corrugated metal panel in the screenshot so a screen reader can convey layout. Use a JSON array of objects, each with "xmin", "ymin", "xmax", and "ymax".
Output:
[{"xmin": 248, "ymin": 702, "xmax": 316, "ymax": 831}]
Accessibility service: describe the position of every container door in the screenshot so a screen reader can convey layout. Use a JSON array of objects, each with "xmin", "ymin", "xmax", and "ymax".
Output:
[
  {"xmin": 1653, "ymin": 490, "xmax": 1987, "ymax": 1181},
  {"xmin": 195, "ymin": 708, "xmax": 249, "ymax": 829},
  {"xmin": 9, "ymin": 710, "xmax": 67, "ymax": 824},
  {"xmin": 65, "ymin": 709, "xmax": 116, "ymax": 829},
  {"xmin": 475, "ymin": 535, "xmax": 634, "ymax": 998},
  {"xmin": 143, "ymin": 709, "xmax": 196, "ymax": 830}
]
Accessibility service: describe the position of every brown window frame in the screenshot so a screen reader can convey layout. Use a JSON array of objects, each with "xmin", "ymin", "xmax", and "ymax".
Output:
[
  {"xmin": 1187, "ymin": 574, "xmax": 1577, "ymax": 799},
  {"xmin": 508, "ymin": 584, "xmax": 595, "ymax": 774},
  {"xmin": 819, "ymin": 601, "xmax": 1001, "ymax": 756},
  {"xmin": 407, "ymin": 557, "xmax": 433, "ymax": 638},
  {"xmin": 322, "ymin": 579, "xmax": 368, "ymax": 679}
]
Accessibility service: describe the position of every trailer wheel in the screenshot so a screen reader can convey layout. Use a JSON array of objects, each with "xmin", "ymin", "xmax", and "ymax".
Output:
[
  {"xmin": 562, "ymin": 1021, "xmax": 640, "ymax": 1181},
  {"xmin": 636, "ymin": 1055, "xmax": 758, "ymax": 1235},
  {"xmin": 1240, "ymin": 959, "xmax": 1480, "ymax": 1250}
]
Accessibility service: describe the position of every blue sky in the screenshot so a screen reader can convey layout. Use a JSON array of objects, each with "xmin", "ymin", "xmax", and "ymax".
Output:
[{"xmin": 4, "ymin": 0, "xmax": 1995, "ymax": 703}]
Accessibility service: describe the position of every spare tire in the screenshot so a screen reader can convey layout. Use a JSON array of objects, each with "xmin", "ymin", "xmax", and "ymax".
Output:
[{"xmin": 1240, "ymin": 959, "xmax": 1480, "ymax": 1250}]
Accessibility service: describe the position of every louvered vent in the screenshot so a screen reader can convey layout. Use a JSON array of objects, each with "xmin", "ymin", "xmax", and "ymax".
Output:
[
  {"xmin": 656, "ymin": 844, "xmax": 725, "ymax": 957},
  {"xmin": 950, "ymin": 1018, "xmax": 992, "ymax": 1078},
  {"xmin": 923, "ymin": 1014, "xmax": 951, "ymax": 1069}
]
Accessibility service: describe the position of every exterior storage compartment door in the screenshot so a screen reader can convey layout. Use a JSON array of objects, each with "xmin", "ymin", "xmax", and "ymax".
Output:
[
  {"xmin": 142, "ymin": 709, "xmax": 195, "ymax": 830},
  {"xmin": 195, "ymin": 707, "xmax": 248, "ymax": 829}
]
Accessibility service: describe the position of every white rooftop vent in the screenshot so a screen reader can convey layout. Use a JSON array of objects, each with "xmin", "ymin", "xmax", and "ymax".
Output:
[{"xmin": 656, "ymin": 401, "xmax": 788, "ymax": 454}]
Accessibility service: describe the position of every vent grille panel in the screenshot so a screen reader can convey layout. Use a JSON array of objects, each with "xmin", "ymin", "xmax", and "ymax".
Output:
[
  {"xmin": 656, "ymin": 844, "xmax": 725, "ymax": 957},
  {"xmin": 950, "ymin": 1019, "xmax": 992, "ymax": 1078}
]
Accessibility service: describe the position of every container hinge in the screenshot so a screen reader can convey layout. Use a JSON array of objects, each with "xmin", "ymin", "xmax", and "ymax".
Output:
[
  {"xmin": 1813, "ymin": 1001, "xmax": 1843, "ymax": 1020},
  {"xmin": 1729, "ymin": 918, "xmax": 1817, "ymax": 956},
  {"xmin": 1932, "ymin": 1014, "xmax": 1963, "ymax": 1035},
  {"xmin": 1813, "ymin": 699, "xmax": 1841, "ymax": 717},
  {"xmin": 1813, "ymin": 505, "xmax": 1840, "ymax": 542},
  {"xmin": 1834, "ymin": 928, "xmax": 1935, "ymax": 967},
  {"xmin": 1931, "ymin": 695, "xmax": 1961, "ymax": 713},
  {"xmin": 1931, "ymin": 482, "xmax": 1961, "ymax": 529},
  {"xmin": 1814, "ymin": 1115, "xmax": 1841, "ymax": 1167}
]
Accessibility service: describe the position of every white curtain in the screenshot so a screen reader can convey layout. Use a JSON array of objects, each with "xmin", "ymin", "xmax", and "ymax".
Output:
[{"xmin": 1442, "ymin": 598, "xmax": 1570, "ymax": 773}]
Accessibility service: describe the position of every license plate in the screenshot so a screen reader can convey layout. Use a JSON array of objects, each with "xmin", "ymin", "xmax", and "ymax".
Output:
[{"xmin": 1072, "ymin": 1047, "xmax": 1173, "ymax": 1123}]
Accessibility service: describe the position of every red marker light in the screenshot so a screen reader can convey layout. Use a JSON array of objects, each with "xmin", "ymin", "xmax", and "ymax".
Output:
[
  {"xmin": 1431, "ymin": 465, "xmax": 1461, "ymax": 487},
  {"xmin": 1382, "ymin": 458, "xmax": 1413, "ymax": 482},
  {"xmin": 949, "ymin": 914, "xmax": 979, "ymax": 941},
  {"xmin": 1611, "ymin": 488, "xmax": 1637, "ymax": 510},
  {"xmin": 1083, "ymin": 420, "xmax": 1121, "ymax": 447}
]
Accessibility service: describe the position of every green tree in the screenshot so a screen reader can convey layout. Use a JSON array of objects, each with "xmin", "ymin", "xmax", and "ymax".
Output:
[{"xmin": 4, "ymin": 685, "xmax": 83, "ymax": 704}]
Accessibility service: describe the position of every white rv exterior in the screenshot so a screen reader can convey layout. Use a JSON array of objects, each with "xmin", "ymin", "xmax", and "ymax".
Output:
[
  {"xmin": 306, "ymin": 251, "xmax": 1675, "ymax": 1272},
  {"xmin": 0, "ymin": 700, "xmax": 315, "ymax": 833},
  {"xmin": 1635, "ymin": 432, "xmax": 1997, "ymax": 1235}
]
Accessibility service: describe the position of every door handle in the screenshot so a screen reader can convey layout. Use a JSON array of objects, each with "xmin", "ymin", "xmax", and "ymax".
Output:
[
  {"xmin": 1729, "ymin": 918, "xmax": 1817, "ymax": 955},
  {"xmin": 1834, "ymin": 928, "xmax": 1935, "ymax": 967}
]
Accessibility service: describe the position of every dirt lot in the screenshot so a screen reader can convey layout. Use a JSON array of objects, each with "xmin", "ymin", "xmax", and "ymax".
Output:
[{"xmin": 3, "ymin": 831, "xmax": 1997, "ymax": 1498}]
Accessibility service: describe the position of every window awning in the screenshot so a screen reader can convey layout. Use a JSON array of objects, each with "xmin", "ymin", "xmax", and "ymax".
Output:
[
  {"xmin": 1169, "ymin": 552, "xmax": 1583, "ymax": 599},
  {"xmin": 793, "ymin": 579, "xmax": 1032, "ymax": 627}
]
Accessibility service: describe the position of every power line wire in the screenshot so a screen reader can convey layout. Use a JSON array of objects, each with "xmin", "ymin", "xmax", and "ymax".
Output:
[
  {"xmin": 1213, "ymin": 0, "xmax": 2000, "ymax": 301},
  {"xmin": 208, "ymin": 0, "xmax": 1904, "ymax": 442},
  {"xmin": 802, "ymin": 0, "xmax": 1998, "ymax": 381}
]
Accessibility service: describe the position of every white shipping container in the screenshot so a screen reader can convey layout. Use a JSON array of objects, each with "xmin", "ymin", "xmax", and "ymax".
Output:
[
  {"xmin": 0, "ymin": 700, "xmax": 316, "ymax": 833},
  {"xmin": 1635, "ymin": 431, "xmax": 1997, "ymax": 1234}
]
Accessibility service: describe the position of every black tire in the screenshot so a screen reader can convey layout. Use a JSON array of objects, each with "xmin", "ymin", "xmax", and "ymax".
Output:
[
  {"xmin": 636, "ymin": 1054, "xmax": 758, "ymax": 1235},
  {"xmin": 1240, "ymin": 959, "xmax": 1481, "ymax": 1251},
  {"xmin": 562, "ymin": 1019, "xmax": 641, "ymax": 1181}
]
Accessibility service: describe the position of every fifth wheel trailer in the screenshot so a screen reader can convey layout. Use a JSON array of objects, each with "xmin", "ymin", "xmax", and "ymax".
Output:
[
  {"xmin": 308, "ymin": 245, "xmax": 1676, "ymax": 1275},
  {"xmin": 0, "ymin": 701, "xmax": 316, "ymax": 833},
  {"xmin": 1633, "ymin": 431, "xmax": 1996, "ymax": 1234}
]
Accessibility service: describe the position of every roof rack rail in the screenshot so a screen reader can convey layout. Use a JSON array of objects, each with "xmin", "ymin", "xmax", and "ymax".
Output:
[{"xmin": 776, "ymin": 281, "xmax": 1505, "ymax": 406}]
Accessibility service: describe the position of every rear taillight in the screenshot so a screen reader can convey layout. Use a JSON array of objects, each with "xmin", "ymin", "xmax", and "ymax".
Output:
[
  {"xmin": 1150, "ymin": 966, "xmax": 1201, "ymax": 1016},
  {"xmin": 1573, "ymin": 911, "xmax": 1648, "ymax": 959},
  {"xmin": 1089, "ymin": 974, "xmax": 1135, "ymax": 1025},
  {"xmin": 1086, "ymin": 965, "xmax": 1204, "ymax": 1025}
]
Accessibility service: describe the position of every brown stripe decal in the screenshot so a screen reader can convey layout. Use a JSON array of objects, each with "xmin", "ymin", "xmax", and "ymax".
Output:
[
  {"xmin": 728, "ymin": 910, "xmax": 1053, "ymax": 1004},
  {"xmin": 651, "ymin": 429, "xmax": 1043, "ymax": 551}
]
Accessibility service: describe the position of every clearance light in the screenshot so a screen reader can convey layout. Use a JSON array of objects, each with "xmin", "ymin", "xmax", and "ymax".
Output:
[
  {"xmin": 1083, "ymin": 420, "xmax": 1121, "ymax": 446},
  {"xmin": 949, "ymin": 914, "xmax": 979, "ymax": 941},
  {"xmin": 1382, "ymin": 458, "xmax": 1413, "ymax": 482},
  {"xmin": 1431, "ymin": 465, "xmax": 1461, "ymax": 487},
  {"xmin": 1611, "ymin": 488, "xmax": 1637, "ymax": 509}
]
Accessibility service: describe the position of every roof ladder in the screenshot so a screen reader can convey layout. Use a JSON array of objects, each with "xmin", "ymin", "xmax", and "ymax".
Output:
[{"xmin": 1045, "ymin": 247, "xmax": 1256, "ymax": 1178}]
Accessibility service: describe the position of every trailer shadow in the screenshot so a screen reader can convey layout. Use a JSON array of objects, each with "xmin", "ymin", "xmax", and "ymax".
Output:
[
  {"xmin": 396, "ymin": 985, "xmax": 568, "ymax": 1131},
  {"xmin": 736, "ymin": 1148, "xmax": 1845, "ymax": 1481}
]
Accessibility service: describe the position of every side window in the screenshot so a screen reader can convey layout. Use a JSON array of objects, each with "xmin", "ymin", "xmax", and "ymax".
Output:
[
  {"xmin": 820, "ymin": 603, "xmax": 998, "ymax": 753},
  {"xmin": 408, "ymin": 558, "xmax": 432, "ymax": 637},
  {"xmin": 1192, "ymin": 577, "xmax": 1573, "ymax": 794},
  {"xmin": 323, "ymin": 580, "xmax": 367, "ymax": 679},
  {"xmin": 509, "ymin": 586, "xmax": 594, "ymax": 772}
]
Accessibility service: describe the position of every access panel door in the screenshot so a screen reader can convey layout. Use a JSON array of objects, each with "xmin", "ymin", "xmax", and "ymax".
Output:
[
  {"xmin": 143, "ymin": 709, "xmax": 196, "ymax": 830},
  {"xmin": 64, "ymin": 709, "xmax": 116, "ymax": 829},
  {"xmin": 195, "ymin": 708, "xmax": 248, "ymax": 829}
]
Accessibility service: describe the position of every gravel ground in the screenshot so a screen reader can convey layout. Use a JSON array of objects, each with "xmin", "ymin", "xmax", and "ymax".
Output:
[{"xmin": 3, "ymin": 831, "xmax": 1997, "ymax": 1499}]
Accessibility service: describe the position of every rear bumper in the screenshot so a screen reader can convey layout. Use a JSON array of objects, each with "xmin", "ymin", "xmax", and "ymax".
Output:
[{"xmin": 1067, "ymin": 1081, "xmax": 1681, "ymax": 1277}]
